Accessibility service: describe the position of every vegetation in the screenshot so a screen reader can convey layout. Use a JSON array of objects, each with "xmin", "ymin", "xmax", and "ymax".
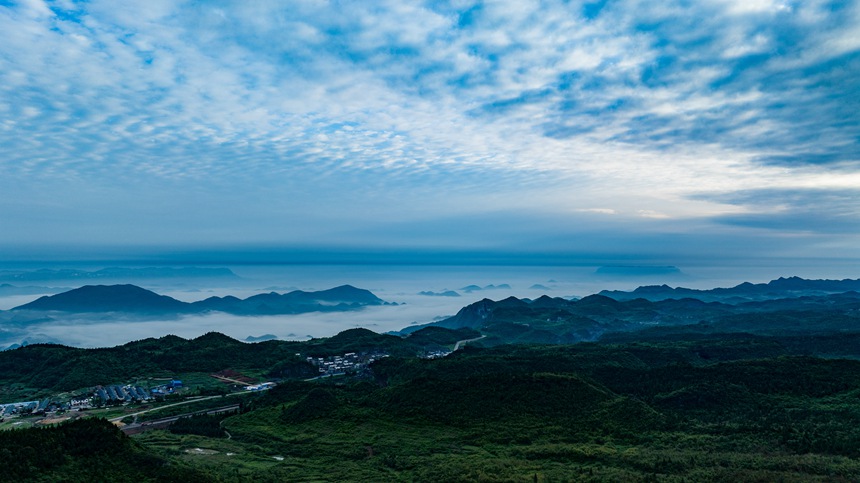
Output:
[
  {"xmin": 189, "ymin": 342, "xmax": 860, "ymax": 481},
  {"xmin": 5, "ymin": 336, "xmax": 860, "ymax": 481},
  {"xmin": 4, "ymin": 283, "xmax": 860, "ymax": 481},
  {"xmin": 0, "ymin": 417, "xmax": 215, "ymax": 482},
  {"xmin": 0, "ymin": 327, "xmax": 444, "ymax": 398},
  {"xmin": 169, "ymin": 411, "xmax": 235, "ymax": 438}
]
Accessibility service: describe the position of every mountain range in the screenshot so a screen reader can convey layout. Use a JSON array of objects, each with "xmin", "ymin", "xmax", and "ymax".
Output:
[
  {"xmin": 402, "ymin": 280, "xmax": 860, "ymax": 344},
  {"xmin": 10, "ymin": 284, "xmax": 390, "ymax": 316},
  {"xmin": 598, "ymin": 276, "xmax": 860, "ymax": 302}
]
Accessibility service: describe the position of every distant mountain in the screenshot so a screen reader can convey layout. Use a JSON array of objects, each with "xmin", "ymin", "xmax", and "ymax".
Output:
[
  {"xmin": 599, "ymin": 276, "xmax": 860, "ymax": 302},
  {"xmin": 459, "ymin": 284, "xmax": 512, "ymax": 292},
  {"xmin": 418, "ymin": 290, "xmax": 461, "ymax": 297},
  {"xmin": 0, "ymin": 267, "xmax": 238, "ymax": 282},
  {"xmin": 11, "ymin": 284, "xmax": 389, "ymax": 316},
  {"xmin": 13, "ymin": 285, "xmax": 189, "ymax": 313},
  {"xmin": 193, "ymin": 285, "xmax": 389, "ymax": 315},
  {"xmin": 595, "ymin": 265, "xmax": 683, "ymax": 277},
  {"xmin": 0, "ymin": 283, "xmax": 69, "ymax": 296},
  {"xmin": 246, "ymin": 334, "xmax": 278, "ymax": 342}
]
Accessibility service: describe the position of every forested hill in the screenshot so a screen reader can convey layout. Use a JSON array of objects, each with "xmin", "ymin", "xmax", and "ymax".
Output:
[
  {"xmin": 405, "ymin": 288, "xmax": 860, "ymax": 344},
  {"xmin": 10, "ymin": 284, "xmax": 389, "ymax": 315},
  {"xmin": 0, "ymin": 326, "xmax": 479, "ymax": 394}
]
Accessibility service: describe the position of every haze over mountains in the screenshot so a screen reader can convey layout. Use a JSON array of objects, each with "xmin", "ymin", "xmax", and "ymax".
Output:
[{"xmin": 0, "ymin": 267, "xmax": 238, "ymax": 282}]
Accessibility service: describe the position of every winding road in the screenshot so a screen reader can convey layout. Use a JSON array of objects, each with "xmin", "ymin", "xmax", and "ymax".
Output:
[{"xmin": 453, "ymin": 335, "xmax": 486, "ymax": 351}]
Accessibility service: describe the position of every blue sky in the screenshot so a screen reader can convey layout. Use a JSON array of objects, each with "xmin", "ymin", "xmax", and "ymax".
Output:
[{"xmin": 1, "ymin": 0, "xmax": 858, "ymax": 265}]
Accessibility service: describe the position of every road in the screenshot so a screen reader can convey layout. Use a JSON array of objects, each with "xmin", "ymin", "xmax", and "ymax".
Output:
[
  {"xmin": 210, "ymin": 375, "xmax": 252, "ymax": 386},
  {"xmin": 108, "ymin": 388, "xmax": 267, "ymax": 423},
  {"xmin": 453, "ymin": 335, "xmax": 486, "ymax": 351},
  {"xmin": 119, "ymin": 404, "xmax": 241, "ymax": 435},
  {"xmin": 108, "ymin": 395, "xmax": 223, "ymax": 422}
]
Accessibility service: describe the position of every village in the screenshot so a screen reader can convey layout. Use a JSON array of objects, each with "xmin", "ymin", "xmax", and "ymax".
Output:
[
  {"xmin": 0, "ymin": 348, "xmax": 410, "ymax": 428},
  {"xmin": 0, "ymin": 380, "xmax": 185, "ymax": 420},
  {"xmin": 306, "ymin": 350, "xmax": 392, "ymax": 377}
]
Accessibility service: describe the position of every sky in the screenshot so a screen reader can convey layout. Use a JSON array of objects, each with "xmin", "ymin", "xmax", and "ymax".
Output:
[{"xmin": 1, "ymin": 0, "xmax": 858, "ymax": 266}]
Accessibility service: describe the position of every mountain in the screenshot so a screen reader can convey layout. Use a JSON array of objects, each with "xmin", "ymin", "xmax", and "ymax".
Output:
[
  {"xmin": 11, "ymin": 284, "xmax": 389, "ymax": 316},
  {"xmin": 246, "ymin": 334, "xmax": 278, "ymax": 342},
  {"xmin": 12, "ymin": 284, "xmax": 189, "ymax": 313},
  {"xmin": 417, "ymin": 290, "xmax": 461, "ymax": 297},
  {"xmin": 405, "ymin": 289, "xmax": 860, "ymax": 345},
  {"xmin": 191, "ymin": 285, "xmax": 388, "ymax": 315},
  {"xmin": 599, "ymin": 276, "xmax": 860, "ymax": 302},
  {"xmin": 459, "ymin": 283, "xmax": 511, "ymax": 292}
]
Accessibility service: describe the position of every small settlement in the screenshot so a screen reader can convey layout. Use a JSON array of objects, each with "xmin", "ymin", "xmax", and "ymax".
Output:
[
  {"xmin": 2, "ymin": 345, "xmax": 460, "ymax": 425},
  {"xmin": 0, "ymin": 380, "xmax": 183, "ymax": 420},
  {"xmin": 306, "ymin": 350, "xmax": 389, "ymax": 377}
]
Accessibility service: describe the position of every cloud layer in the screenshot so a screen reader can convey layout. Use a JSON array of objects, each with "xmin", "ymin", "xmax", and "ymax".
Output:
[{"xmin": 1, "ymin": 0, "xmax": 858, "ymax": 261}]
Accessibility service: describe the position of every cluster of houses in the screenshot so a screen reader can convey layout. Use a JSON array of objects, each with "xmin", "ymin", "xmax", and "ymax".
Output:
[
  {"xmin": 306, "ymin": 351, "xmax": 389, "ymax": 376},
  {"xmin": 1, "ymin": 400, "xmax": 48, "ymax": 417},
  {"xmin": 149, "ymin": 379, "xmax": 183, "ymax": 396},
  {"xmin": 1, "ymin": 397, "xmax": 74, "ymax": 416},
  {"xmin": 1, "ymin": 380, "xmax": 187, "ymax": 420},
  {"xmin": 244, "ymin": 382, "xmax": 276, "ymax": 391},
  {"xmin": 95, "ymin": 384, "xmax": 151, "ymax": 403},
  {"xmin": 422, "ymin": 349, "xmax": 452, "ymax": 359},
  {"xmin": 93, "ymin": 380, "xmax": 183, "ymax": 404}
]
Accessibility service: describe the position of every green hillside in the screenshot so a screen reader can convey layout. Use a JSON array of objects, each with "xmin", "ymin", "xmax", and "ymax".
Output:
[{"xmin": 158, "ymin": 343, "xmax": 860, "ymax": 481}]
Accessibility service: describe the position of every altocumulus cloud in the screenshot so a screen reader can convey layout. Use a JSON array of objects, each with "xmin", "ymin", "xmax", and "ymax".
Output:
[{"xmin": 0, "ymin": 0, "xmax": 858, "ymax": 260}]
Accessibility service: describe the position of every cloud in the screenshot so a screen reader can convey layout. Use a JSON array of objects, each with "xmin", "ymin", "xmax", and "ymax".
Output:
[
  {"xmin": 0, "ymin": 0, "xmax": 857, "ymax": 259},
  {"xmin": 694, "ymin": 188, "xmax": 860, "ymax": 234}
]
